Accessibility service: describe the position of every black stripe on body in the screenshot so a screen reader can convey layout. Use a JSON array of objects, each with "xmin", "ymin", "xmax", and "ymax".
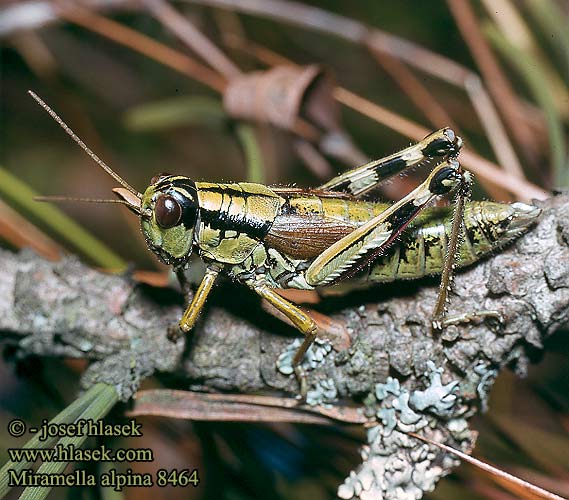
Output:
[
  {"xmin": 388, "ymin": 201, "xmax": 422, "ymax": 230},
  {"xmin": 396, "ymin": 235, "xmax": 425, "ymax": 277},
  {"xmin": 422, "ymin": 226, "xmax": 446, "ymax": 276},
  {"xmin": 463, "ymin": 217, "xmax": 495, "ymax": 256},
  {"xmin": 174, "ymin": 179, "xmax": 199, "ymax": 229},
  {"xmin": 199, "ymin": 185, "xmax": 274, "ymax": 240},
  {"xmin": 473, "ymin": 213, "xmax": 499, "ymax": 244}
]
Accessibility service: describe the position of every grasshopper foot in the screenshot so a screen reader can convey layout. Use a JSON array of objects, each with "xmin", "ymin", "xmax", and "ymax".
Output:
[
  {"xmin": 167, "ymin": 323, "xmax": 184, "ymax": 342},
  {"xmin": 294, "ymin": 365, "xmax": 308, "ymax": 401},
  {"xmin": 432, "ymin": 309, "xmax": 503, "ymax": 331}
]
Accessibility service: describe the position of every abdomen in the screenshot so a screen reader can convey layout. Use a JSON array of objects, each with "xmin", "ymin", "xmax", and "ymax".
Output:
[{"xmin": 366, "ymin": 201, "xmax": 537, "ymax": 282}]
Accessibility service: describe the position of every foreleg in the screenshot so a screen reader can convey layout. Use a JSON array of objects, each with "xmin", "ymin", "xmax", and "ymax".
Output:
[{"xmin": 167, "ymin": 266, "xmax": 221, "ymax": 341}]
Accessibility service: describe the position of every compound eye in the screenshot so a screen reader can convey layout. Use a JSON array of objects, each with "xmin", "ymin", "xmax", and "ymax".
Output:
[
  {"xmin": 150, "ymin": 173, "xmax": 171, "ymax": 185},
  {"xmin": 155, "ymin": 194, "xmax": 182, "ymax": 229}
]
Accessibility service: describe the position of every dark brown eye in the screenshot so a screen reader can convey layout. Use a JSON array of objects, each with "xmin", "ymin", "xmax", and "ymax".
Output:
[
  {"xmin": 150, "ymin": 173, "xmax": 171, "ymax": 185},
  {"xmin": 155, "ymin": 194, "xmax": 182, "ymax": 229}
]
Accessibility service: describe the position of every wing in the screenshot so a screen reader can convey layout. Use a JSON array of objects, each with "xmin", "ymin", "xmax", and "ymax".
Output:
[{"xmin": 265, "ymin": 212, "xmax": 357, "ymax": 260}]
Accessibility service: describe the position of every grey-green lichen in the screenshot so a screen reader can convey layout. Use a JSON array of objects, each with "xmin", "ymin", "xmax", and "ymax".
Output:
[
  {"xmin": 276, "ymin": 338, "xmax": 338, "ymax": 406},
  {"xmin": 306, "ymin": 377, "xmax": 338, "ymax": 406},
  {"xmin": 276, "ymin": 337, "xmax": 334, "ymax": 375},
  {"xmin": 338, "ymin": 363, "xmax": 473, "ymax": 500}
]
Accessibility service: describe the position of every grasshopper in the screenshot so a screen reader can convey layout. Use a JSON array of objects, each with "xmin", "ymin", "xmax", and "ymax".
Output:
[{"xmin": 30, "ymin": 91, "xmax": 541, "ymax": 394}]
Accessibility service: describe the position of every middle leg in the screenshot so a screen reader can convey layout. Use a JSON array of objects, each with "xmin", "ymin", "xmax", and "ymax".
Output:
[{"xmin": 248, "ymin": 279, "xmax": 318, "ymax": 397}]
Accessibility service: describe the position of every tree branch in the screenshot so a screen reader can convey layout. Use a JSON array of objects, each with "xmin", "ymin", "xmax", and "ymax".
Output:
[
  {"xmin": 1, "ymin": 195, "xmax": 567, "ymax": 400},
  {"xmin": 1, "ymin": 195, "xmax": 567, "ymax": 499}
]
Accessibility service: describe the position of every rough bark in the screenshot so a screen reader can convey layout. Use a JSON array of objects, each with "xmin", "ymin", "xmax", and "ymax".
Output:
[{"xmin": 1, "ymin": 195, "xmax": 567, "ymax": 499}]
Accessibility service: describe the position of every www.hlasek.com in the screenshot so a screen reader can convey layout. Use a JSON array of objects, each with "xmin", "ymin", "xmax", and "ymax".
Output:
[{"xmin": 5, "ymin": 418, "xmax": 200, "ymax": 490}]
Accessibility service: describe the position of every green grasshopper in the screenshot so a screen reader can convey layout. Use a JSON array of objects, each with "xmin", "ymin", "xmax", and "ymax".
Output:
[{"xmin": 31, "ymin": 91, "xmax": 540, "ymax": 394}]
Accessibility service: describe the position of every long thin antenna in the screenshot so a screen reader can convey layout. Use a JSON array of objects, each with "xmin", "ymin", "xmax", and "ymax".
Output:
[
  {"xmin": 28, "ymin": 90, "xmax": 142, "ymax": 198},
  {"xmin": 34, "ymin": 195, "xmax": 143, "ymax": 216},
  {"xmin": 35, "ymin": 195, "xmax": 134, "ymax": 205}
]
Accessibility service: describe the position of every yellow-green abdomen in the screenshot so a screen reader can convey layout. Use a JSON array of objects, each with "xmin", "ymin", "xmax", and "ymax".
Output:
[{"xmin": 367, "ymin": 201, "xmax": 540, "ymax": 283}]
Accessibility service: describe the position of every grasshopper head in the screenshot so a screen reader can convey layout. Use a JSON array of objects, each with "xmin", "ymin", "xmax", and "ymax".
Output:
[
  {"xmin": 28, "ymin": 91, "xmax": 198, "ymax": 270},
  {"xmin": 137, "ymin": 174, "xmax": 199, "ymax": 268}
]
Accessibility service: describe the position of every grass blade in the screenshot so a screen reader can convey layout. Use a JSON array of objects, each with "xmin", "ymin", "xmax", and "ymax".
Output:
[
  {"xmin": 485, "ymin": 23, "xmax": 568, "ymax": 187},
  {"xmin": 14, "ymin": 384, "xmax": 118, "ymax": 500},
  {"xmin": 0, "ymin": 383, "xmax": 115, "ymax": 498},
  {"xmin": 0, "ymin": 167, "xmax": 127, "ymax": 270}
]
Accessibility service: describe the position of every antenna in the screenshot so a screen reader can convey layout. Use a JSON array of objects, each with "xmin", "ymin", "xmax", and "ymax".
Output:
[
  {"xmin": 28, "ymin": 90, "xmax": 142, "ymax": 199},
  {"xmin": 34, "ymin": 195, "xmax": 142, "ymax": 215}
]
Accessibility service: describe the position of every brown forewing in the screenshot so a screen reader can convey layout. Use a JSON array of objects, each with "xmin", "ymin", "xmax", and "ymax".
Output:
[{"xmin": 265, "ymin": 213, "xmax": 356, "ymax": 260}]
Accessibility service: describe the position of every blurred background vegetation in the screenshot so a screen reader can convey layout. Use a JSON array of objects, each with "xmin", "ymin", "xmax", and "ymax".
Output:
[{"xmin": 0, "ymin": 1, "xmax": 568, "ymax": 499}]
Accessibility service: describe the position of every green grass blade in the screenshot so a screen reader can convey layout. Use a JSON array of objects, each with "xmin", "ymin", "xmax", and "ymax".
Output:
[
  {"xmin": 0, "ymin": 383, "xmax": 115, "ymax": 498},
  {"xmin": 485, "ymin": 24, "xmax": 568, "ymax": 187},
  {"xmin": 124, "ymin": 97, "xmax": 266, "ymax": 184},
  {"xmin": 14, "ymin": 384, "xmax": 119, "ymax": 500},
  {"xmin": 0, "ymin": 167, "xmax": 127, "ymax": 270},
  {"xmin": 524, "ymin": 0, "xmax": 569, "ymax": 83},
  {"xmin": 236, "ymin": 124, "xmax": 265, "ymax": 184},
  {"xmin": 124, "ymin": 96, "xmax": 227, "ymax": 131}
]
